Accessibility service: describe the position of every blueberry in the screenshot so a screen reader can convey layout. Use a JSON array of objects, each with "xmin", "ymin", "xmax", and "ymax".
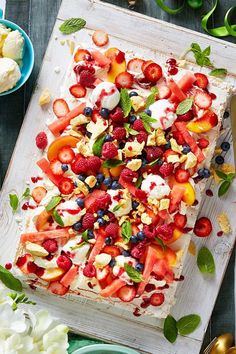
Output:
[
  {"xmin": 104, "ymin": 134, "xmax": 113, "ymax": 142},
  {"xmin": 76, "ymin": 198, "xmax": 84, "ymax": 207},
  {"xmin": 135, "ymin": 263, "xmax": 144, "ymax": 272},
  {"xmin": 78, "ymin": 174, "xmax": 86, "ymax": 182},
  {"xmin": 95, "ymin": 182, "xmax": 101, "ymax": 189},
  {"xmin": 129, "ymin": 91, "xmax": 138, "ymax": 97},
  {"xmin": 109, "ymin": 258, "xmax": 116, "ymax": 267},
  {"xmin": 215, "ymin": 155, "xmax": 224, "ymax": 165},
  {"xmin": 141, "ymin": 158, "xmax": 147, "ymax": 167},
  {"xmin": 164, "ymin": 141, "xmax": 171, "ymax": 150},
  {"xmin": 203, "ymin": 168, "xmax": 211, "ymax": 178},
  {"xmin": 87, "ymin": 230, "xmax": 94, "ymax": 239},
  {"xmin": 119, "ymin": 142, "xmax": 125, "ymax": 149},
  {"xmin": 97, "ymin": 209, "xmax": 105, "ymax": 217},
  {"xmin": 132, "ymin": 200, "xmax": 139, "ymax": 210},
  {"xmin": 122, "ymin": 250, "xmax": 130, "ymax": 257},
  {"xmin": 221, "ymin": 142, "xmax": 230, "ymax": 151},
  {"xmin": 111, "ymin": 181, "xmax": 121, "ymax": 190},
  {"xmin": 98, "ymin": 217, "xmax": 106, "ymax": 226},
  {"xmin": 105, "ymin": 237, "xmax": 113, "ymax": 245},
  {"xmin": 83, "ymin": 107, "xmax": 93, "ymax": 117},
  {"xmin": 137, "ymin": 231, "xmax": 145, "ymax": 241},
  {"xmin": 129, "ymin": 114, "xmax": 137, "ymax": 124},
  {"xmin": 130, "ymin": 235, "xmax": 138, "ymax": 244},
  {"xmin": 223, "ymin": 111, "xmax": 229, "ymax": 119},
  {"xmin": 145, "ymin": 109, "xmax": 152, "ymax": 116},
  {"xmin": 61, "ymin": 164, "xmax": 69, "ymax": 172},
  {"xmin": 103, "ymin": 177, "xmax": 112, "ymax": 186},
  {"xmin": 182, "ymin": 144, "xmax": 191, "ymax": 154},
  {"xmin": 100, "ymin": 108, "xmax": 110, "ymax": 118},
  {"xmin": 73, "ymin": 222, "xmax": 82, "ymax": 231},
  {"xmin": 198, "ymin": 168, "xmax": 205, "ymax": 177},
  {"xmin": 86, "ymin": 131, "xmax": 92, "ymax": 138},
  {"xmin": 96, "ymin": 173, "xmax": 104, "ymax": 182}
]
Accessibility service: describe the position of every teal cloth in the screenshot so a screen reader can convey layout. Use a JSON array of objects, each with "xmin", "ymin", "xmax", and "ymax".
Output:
[{"xmin": 68, "ymin": 333, "xmax": 104, "ymax": 353}]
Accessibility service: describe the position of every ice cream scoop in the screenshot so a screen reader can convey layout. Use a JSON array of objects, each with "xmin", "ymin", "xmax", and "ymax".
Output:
[
  {"xmin": 0, "ymin": 23, "xmax": 10, "ymax": 53},
  {"xmin": 149, "ymin": 99, "xmax": 177, "ymax": 130},
  {"xmin": 90, "ymin": 82, "xmax": 120, "ymax": 110},
  {"xmin": 2, "ymin": 29, "xmax": 24, "ymax": 61},
  {"xmin": 0, "ymin": 57, "xmax": 21, "ymax": 93}
]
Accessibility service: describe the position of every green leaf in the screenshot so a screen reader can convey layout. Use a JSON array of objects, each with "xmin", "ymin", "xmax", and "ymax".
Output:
[
  {"xmin": 124, "ymin": 123, "xmax": 139, "ymax": 136},
  {"xmin": 139, "ymin": 112, "xmax": 156, "ymax": 123},
  {"xmin": 142, "ymin": 120, "xmax": 152, "ymax": 133},
  {"xmin": 121, "ymin": 220, "xmax": 132, "ymax": 243},
  {"xmin": 113, "ymin": 204, "xmax": 122, "ymax": 212},
  {"xmin": 145, "ymin": 87, "xmax": 158, "ymax": 108},
  {"xmin": 190, "ymin": 43, "xmax": 214, "ymax": 67},
  {"xmin": 22, "ymin": 187, "xmax": 31, "ymax": 198},
  {"xmin": 120, "ymin": 88, "xmax": 132, "ymax": 117},
  {"xmin": 0, "ymin": 265, "xmax": 22, "ymax": 292},
  {"xmin": 176, "ymin": 98, "xmax": 193, "ymax": 115},
  {"xmin": 8, "ymin": 292, "xmax": 18, "ymax": 301},
  {"xmin": 155, "ymin": 237, "xmax": 166, "ymax": 251},
  {"xmin": 52, "ymin": 210, "xmax": 64, "ymax": 226},
  {"xmin": 218, "ymin": 180, "xmax": 231, "ymax": 197},
  {"xmin": 92, "ymin": 135, "xmax": 105, "ymax": 157},
  {"xmin": 148, "ymin": 158, "xmax": 160, "ymax": 167},
  {"xmin": 135, "ymin": 176, "xmax": 143, "ymax": 188},
  {"xmin": 102, "ymin": 159, "xmax": 124, "ymax": 168},
  {"xmin": 9, "ymin": 194, "xmax": 19, "ymax": 212},
  {"xmin": 16, "ymin": 293, "xmax": 26, "ymax": 303},
  {"xmin": 226, "ymin": 173, "xmax": 235, "ymax": 182},
  {"xmin": 215, "ymin": 170, "xmax": 228, "ymax": 180},
  {"xmin": 45, "ymin": 196, "xmax": 62, "ymax": 211},
  {"xmin": 59, "ymin": 18, "xmax": 86, "ymax": 34},
  {"xmin": 82, "ymin": 230, "xmax": 89, "ymax": 242},
  {"xmin": 177, "ymin": 314, "xmax": 201, "ymax": 336},
  {"xmin": 124, "ymin": 263, "xmax": 143, "ymax": 283},
  {"xmin": 71, "ymin": 241, "xmax": 88, "ymax": 250},
  {"xmin": 164, "ymin": 315, "xmax": 178, "ymax": 343},
  {"xmin": 209, "ymin": 68, "xmax": 227, "ymax": 78},
  {"xmin": 197, "ymin": 246, "xmax": 215, "ymax": 274}
]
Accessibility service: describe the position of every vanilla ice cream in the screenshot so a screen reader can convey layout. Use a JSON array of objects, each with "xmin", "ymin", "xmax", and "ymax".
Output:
[
  {"xmin": 90, "ymin": 82, "xmax": 120, "ymax": 110},
  {"xmin": 0, "ymin": 58, "xmax": 21, "ymax": 93},
  {"xmin": 0, "ymin": 24, "xmax": 11, "ymax": 54},
  {"xmin": 56, "ymin": 200, "xmax": 84, "ymax": 226},
  {"xmin": 2, "ymin": 30, "xmax": 24, "ymax": 61},
  {"xmin": 107, "ymin": 189, "xmax": 132, "ymax": 217},
  {"xmin": 141, "ymin": 174, "xmax": 170, "ymax": 199},
  {"xmin": 148, "ymin": 99, "xmax": 177, "ymax": 130}
]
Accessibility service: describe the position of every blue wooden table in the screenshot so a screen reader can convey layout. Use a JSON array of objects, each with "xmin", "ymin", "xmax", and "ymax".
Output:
[{"xmin": 0, "ymin": 0, "xmax": 235, "ymax": 351}]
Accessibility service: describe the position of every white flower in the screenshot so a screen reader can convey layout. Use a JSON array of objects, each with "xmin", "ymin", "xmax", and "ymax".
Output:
[
  {"xmin": 41, "ymin": 324, "xmax": 69, "ymax": 353},
  {"xmin": 0, "ymin": 303, "xmax": 29, "ymax": 335},
  {"xmin": 3, "ymin": 333, "xmax": 37, "ymax": 354},
  {"xmin": 28, "ymin": 309, "xmax": 60, "ymax": 341}
]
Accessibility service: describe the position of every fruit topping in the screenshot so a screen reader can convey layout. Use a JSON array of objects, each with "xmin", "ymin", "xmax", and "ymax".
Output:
[
  {"xmin": 48, "ymin": 281, "xmax": 68, "ymax": 296},
  {"xmin": 42, "ymin": 239, "xmax": 58, "ymax": 253},
  {"xmin": 186, "ymin": 110, "xmax": 218, "ymax": 134},
  {"xmin": 102, "ymin": 142, "xmax": 118, "ymax": 159},
  {"xmin": 194, "ymin": 90, "xmax": 212, "ymax": 109},
  {"xmin": 32, "ymin": 186, "xmax": 47, "ymax": 204},
  {"xmin": 83, "ymin": 263, "xmax": 96, "ymax": 278},
  {"xmin": 174, "ymin": 213, "xmax": 187, "ymax": 229},
  {"xmin": 115, "ymin": 71, "xmax": 134, "ymax": 89},
  {"xmin": 35, "ymin": 131, "xmax": 48, "ymax": 150},
  {"xmin": 50, "ymin": 159, "xmax": 64, "ymax": 176},
  {"xmin": 150, "ymin": 292, "xmax": 165, "ymax": 306},
  {"xmin": 79, "ymin": 69, "xmax": 96, "ymax": 88},
  {"xmin": 57, "ymin": 254, "xmax": 72, "ymax": 271},
  {"xmin": 82, "ymin": 213, "xmax": 96, "ymax": 229},
  {"xmin": 194, "ymin": 217, "xmax": 212, "ymax": 237},
  {"xmin": 143, "ymin": 63, "xmax": 162, "ymax": 83},
  {"xmin": 155, "ymin": 224, "xmax": 174, "ymax": 241},
  {"xmin": 194, "ymin": 73, "xmax": 209, "ymax": 89},
  {"xmin": 159, "ymin": 162, "xmax": 174, "ymax": 177},
  {"xmin": 117, "ymin": 285, "xmax": 136, "ymax": 302},
  {"xmin": 52, "ymin": 98, "xmax": 70, "ymax": 118},
  {"xmin": 105, "ymin": 223, "xmax": 119, "ymax": 238},
  {"xmin": 74, "ymin": 48, "xmax": 91, "ymax": 62},
  {"xmin": 175, "ymin": 168, "xmax": 190, "ymax": 183},
  {"xmin": 58, "ymin": 177, "xmax": 74, "ymax": 195},
  {"xmin": 127, "ymin": 58, "xmax": 145, "ymax": 73},
  {"xmin": 58, "ymin": 146, "xmax": 75, "ymax": 164},
  {"xmin": 92, "ymin": 30, "xmax": 109, "ymax": 47},
  {"xmin": 69, "ymin": 83, "xmax": 86, "ymax": 98}
]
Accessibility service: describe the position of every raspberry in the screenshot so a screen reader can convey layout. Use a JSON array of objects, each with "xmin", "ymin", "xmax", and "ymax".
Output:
[
  {"xmin": 143, "ymin": 225, "xmax": 155, "ymax": 239},
  {"xmin": 82, "ymin": 213, "xmax": 96, "ymax": 229},
  {"xmin": 105, "ymin": 223, "xmax": 119, "ymax": 238},
  {"xmin": 79, "ymin": 69, "xmax": 95, "ymax": 88},
  {"xmin": 56, "ymin": 255, "xmax": 72, "ymax": 271},
  {"xmin": 83, "ymin": 263, "xmax": 96, "ymax": 277},
  {"xmin": 109, "ymin": 107, "xmax": 124, "ymax": 123},
  {"xmin": 136, "ymin": 131, "xmax": 148, "ymax": 143},
  {"xmin": 146, "ymin": 147, "xmax": 163, "ymax": 162},
  {"xmin": 42, "ymin": 239, "xmax": 58, "ymax": 253},
  {"xmin": 35, "ymin": 132, "xmax": 48, "ymax": 150},
  {"xmin": 112, "ymin": 127, "xmax": 126, "ymax": 141},
  {"xmin": 74, "ymin": 64, "xmax": 95, "ymax": 75},
  {"xmin": 133, "ymin": 119, "xmax": 145, "ymax": 131},
  {"xmin": 27, "ymin": 261, "xmax": 38, "ymax": 273},
  {"xmin": 131, "ymin": 241, "xmax": 146, "ymax": 259},
  {"xmin": 93, "ymin": 193, "xmax": 111, "ymax": 212},
  {"xmin": 71, "ymin": 157, "xmax": 88, "ymax": 174},
  {"xmin": 155, "ymin": 224, "xmax": 174, "ymax": 241},
  {"xmin": 197, "ymin": 138, "xmax": 209, "ymax": 149},
  {"xmin": 159, "ymin": 162, "xmax": 174, "ymax": 177},
  {"xmin": 87, "ymin": 156, "xmax": 101, "ymax": 173},
  {"xmin": 120, "ymin": 168, "xmax": 138, "ymax": 182},
  {"xmin": 102, "ymin": 142, "xmax": 118, "ymax": 159}
]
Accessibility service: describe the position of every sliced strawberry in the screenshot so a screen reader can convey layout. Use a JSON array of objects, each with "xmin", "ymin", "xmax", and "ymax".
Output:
[
  {"xmin": 117, "ymin": 285, "xmax": 136, "ymax": 302},
  {"xmin": 100, "ymin": 278, "xmax": 126, "ymax": 297},
  {"xmin": 58, "ymin": 146, "xmax": 75, "ymax": 164},
  {"xmin": 92, "ymin": 30, "xmax": 109, "ymax": 47},
  {"xmin": 103, "ymin": 245, "xmax": 120, "ymax": 258},
  {"xmin": 175, "ymin": 168, "xmax": 190, "ymax": 183},
  {"xmin": 48, "ymin": 281, "xmax": 68, "ymax": 296},
  {"xmin": 194, "ymin": 90, "xmax": 212, "ymax": 109},
  {"xmin": 115, "ymin": 72, "xmax": 134, "ymax": 89},
  {"xmin": 194, "ymin": 73, "xmax": 209, "ymax": 89},
  {"xmin": 96, "ymin": 265, "xmax": 110, "ymax": 281},
  {"xmin": 32, "ymin": 186, "xmax": 47, "ymax": 204},
  {"xmin": 91, "ymin": 50, "xmax": 111, "ymax": 68},
  {"xmin": 74, "ymin": 48, "xmax": 91, "ymax": 62},
  {"xmin": 53, "ymin": 99, "xmax": 69, "ymax": 118},
  {"xmin": 50, "ymin": 159, "xmax": 64, "ymax": 176},
  {"xmin": 127, "ymin": 58, "xmax": 145, "ymax": 73},
  {"xmin": 197, "ymin": 138, "xmax": 209, "ymax": 149},
  {"xmin": 143, "ymin": 63, "xmax": 162, "ymax": 83},
  {"xmin": 150, "ymin": 292, "xmax": 165, "ymax": 306},
  {"xmin": 174, "ymin": 213, "xmax": 187, "ymax": 229},
  {"xmin": 141, "ymin": 60, "xmax": 153, "ymax": 73},
  {"xmin": 158, "ymin": 85, "xmax": 171, "ymax": 99},
  {"xmin": 58, "ymin": 177, "xmax": 74, "ymax": 195},
  {"xmin": 194, "ymin": 217, "xmax": 212, "ymax": 237},
  {"xmin": 69, "ymin": 84, "xmax": 86, "ymax": 98}
]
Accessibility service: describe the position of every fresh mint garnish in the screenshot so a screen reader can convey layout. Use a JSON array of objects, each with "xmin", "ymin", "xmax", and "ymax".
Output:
[
  {"xmin": 163, "ymin": 313, "xmax": 201, "ymax": 343},
  {"xmin": 120, "ymin": 88, "xmax": 132, "ymax": 117},
  {"xmin": 9, "ymin": 194, "xmax": 19, "ymax": 212},
  {"xmin": 124, "ymin": 123, "xmax": 138, "ymax": 136},
  {"xmin": 45, "ymin": 196, "xmax": 62, "ymax": 211},
  {"xmin": 82, "ymin": 230, "xmax": 89, "ymax": 242},
  {"xmin": 209, "ymin": 68, "xmax": 227, "ymax": 78},
  {"xmin": 121, "ymin": 220, "xmax": 132, "ymax": 243},
  {"xmin": 145, "ymin": 86, "xmax": 158, "ymax": 108},
  {"xmin": 0, "ymin": 265, "xmax": 22, "ymax": 292},
  {"xmin": 113, "ymin": 204, "xmax": 122, "ymax": 212},
  {"xmin": 197, "ymin": 246, "xmax": 215, "ymax": 274},
  {"xmin": 155, "ymin": 236, "xmax": 166, "ymax": 250},
  {"xmin": 124, "ymin": 263, "xmax": 143, "ymax": 283},
  {"xmin": 139, "ymin": 112, "xmax": 156, "ymax": 133},
  {"xmin": 164, "ymin": 315, "xmax": 178, "ymax": 343},
  {"xmin": 59, "ymin": 18, "xmax": 86, "ymax": 34},
  {"xmin": 92, "ymin": 135, "xmax": 105, "ymax": 157},
  {"xmin": 52, "ymin": 210, "xmax": 64, "ymax": 226},
  {"xmin": 215, "ymin": 170, "xmax": 235, "ymax": 197},
  {"xmin": 176, "ymin": 98, "xmax": 193, "ymax": 115},
  {"xmin": 102, "ymin": 159, "xmax": 124, "ymax": 168},
  {"xmin": 189, "ymin": 43, "xmax": 214, "ymax": 67},
  {"xmin": 22, "ymin": 187, "xmax": 31, "ymax": 198}
]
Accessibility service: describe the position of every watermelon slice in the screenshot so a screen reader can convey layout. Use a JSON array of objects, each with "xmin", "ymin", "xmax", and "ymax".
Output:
[
  {"xmin": 36, "ymin": 158, "xmax": 61, "ymax": 186},
  {"xmin": 168, "ymin": 79, "xmax": 187, "ymax": 102},
  {"xmin": 137, "ymin": 246, "xmax": 158, "ymax": 296},
  {"xmin": 169, "ymin": 185, "xmax": 185, "ymax": 213},
  {"xmin": 88, "ymin": 231, "xmax": 106, "ymax": 263},
  {"xmin": 100, "ymin": 278, "xmax": 126, "ymax": 297},
  {"xmin": 20, "ymin": 228, "xmax": 71, "ymax": 245},
  {"xmin": 60, "ymin": 265, "xmax": 78, "ymax": 287}
]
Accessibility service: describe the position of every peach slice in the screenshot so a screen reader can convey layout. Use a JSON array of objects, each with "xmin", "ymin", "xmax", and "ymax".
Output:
[
  {"xmin": 165, "ymin": 228, "xmax": 183, "ymax": 245},
  {"xmin": 47, "ymin": 135, "xmax": 80, "ymax": 161},
  {"xmin": 164, "ymin": 247, "xmax": 177, "ymax": 266},
  {"xmin": 35, "ymin": 210, "xmax": 52, "ymax": 232},
  {"xmin": 169, "ymin": 177, "xmax": 195, "ymax": 206},
  {"xmin": 40, "ymin": 267, "xmax": 65, "ymax": 282},
  {"xmin": 186, "ymin": 110, "xmax": 218, "ymax": 133},
  {"xmin": 105, "ymin": 48, "xmax": 126, "ymax": 83}
]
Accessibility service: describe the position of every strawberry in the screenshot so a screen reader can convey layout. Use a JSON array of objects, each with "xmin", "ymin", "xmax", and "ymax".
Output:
[
  {"xmin": 103, "ymin": 245, "xmax": 120, "ymax": 257},
  {"xmin": 58, "ymin": 146, "xmax": 75, "ymax": 164},
  {"xmin": 58, "ymin": 177, "xmax": 74, "ymax": 195},
  {"xmin": 197, "ymin": 138, "xmax": 209, "ymax": 149},
  {"xmin": 69, "ymin": 84, "xmax": 86, "ymax": 98},
  {"xmin": 57, "ymin": 254, "xmax": 72, "ymax": 271},
  {"xmin": 136, "ymin": 131, "xmax": 148, "ymax": 143},
  {"xmin": 50, "ymin": 159, "xmax": 64, "ymax": 176},
  {"xmin": 155, "ymin": 224, "xmax": 174, "ymax": 241},
  {"xmin": 194, "ymin": 73, "xmax": 209, "ymax": 89},
  {"xmin": 105, "ymin": 223, "xmax": 119, "ymax": 238},
  {"xmin": 127, "ymin": 58, "xmax": 145, "ymax": 73},
  {"xmin": 42, "ymin": 239, "xmax": 58, "ymax": 253},
  {"xmin": 174, "ymin": 213, "xmax": 187, "ymax": 229},
  {"xmin": 172, "ymin": 131, "xmax": 185, "ymax": 145},
  {"xmin": 87, "ymin": 156, "xmax": 102, "ymax": 173},
  {"xmin": 150, "ymin": 292, "xmax": 165, "ymax": 306},
  {"xmin": 146, "ymin": 147, "xmax": 163, "ymax": 162},
  {"xmin": 83, "ymin": 263, "xmax": 96, "ymax": 277},
  {"xmin": 115, "ymin": 72, "xmax": 134, "ymax": 89},
  {"xmin": 177, "ymin": 110, "xmax": 194, "ymax": 122},
  {"xmin": 74, "ymin": 48, "xmax": 91, "ymax": 62},
  {"xmin": 96, "ymin": 266, "xmax": 110, "ymax": 281},
  {"xmin": 48, "ymin": 281, "xmax": 68, "ymax": 296},
  {"xmin": 194, "ymin": 90, "xmax": 212, "ymax": 109},
  {"xmin": 82, "ymin": 213, "xmax": 96, "ymax": 229},
  {"xmin": 141, "ymin": 60, "xmax": 153, "ymax": 72},
  {"xmin": 120, "ymin": 168, "xmax": 138, "ymax": 183},
  {"xmin": 52, "ymin": 99, "xmax": 69, "ymax": 118},
  {"xmin": 194, "ymin": 217, "xmax": 212, "ymax": 237},
  {"xmin": 92, "ymin": 30, "xmax": 109, "ymax": 47},
  {"xmin": 85, "ymin": 191, "xmax": 111, "ymax": 213},
  {"xmin": 112, "ymin": 127, "xmax": 126, "ymax": 141},
  {"xmin": 109, "ymin": 107, "xmax": 124, "ymax": 123},
  {"xmin": 159, "ymin": 162, "xmax": 174, "ymax": 177},
  {"xmin": 102, "ymin": 142, "xmax": 118, "ymax": 159},
  {"xmin": 158, "ymin": 85, "xmax": 171, "ymax": 99},
  {"xmin": 71, "ymin": 156, "xmax": 88, "ymax": 174},
  {"xmin": 143, "ymin": 63, "xmax": 162, "ymax": 83},
  {"xmin": 80, "ymin": 70, "xmax": 95, "ymax": 88},
  {"xmin": 115, "ymin": 50, "xmax": 125, "ymax": 64},
  {"xmin": 35, "ymin": 132, "xmax": 48, "ymax": 150},
  {"xmin": 133, "ymin": 119, "xmax": 145, "ymax": 132},
  {"xmin": 16, "ymin": 254, "xmax": 33, "ymax": 273},
  {"xmin": 32, "ymin": 186, "xmax": 47, "ymax": 204},
  {"xmin": 117, "ymin": 285, "xmax": 136, "ymax": 302},
  {"xmin": 175, "ymin": 168, "xmax": 190, "ymax": 183}
]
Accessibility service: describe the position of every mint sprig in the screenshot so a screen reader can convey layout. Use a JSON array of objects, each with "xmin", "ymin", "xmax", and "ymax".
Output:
[
  {"xmin": 92, "ymin": 135, "xmax": 105, "ymax": 157},
  {"xmin": 121, "ymin": 220, "xmax": 132, "ymax": 243},
  {"xmin": 190, "ymin": 43, "xmax": 214, "ymax": 67},
  {"xmin": 8, "ymin": 292, "xmax": 36, "ymax": 311},
  {"xmin": 215, "ymin": 170, "xmax": 235, "ymax": 197},
  {"xmin": 197, "ymin": 246, "xmax": 215, "ymax": 274},
  {"xmin": 209, "ymin": 68, "xmax": 227, "ymax": 78},
  {"xmin": 0, "ymin": 265, "xmax": 22, "ymax": 292},
  {"xmin": 124, "ymin": 263, "xmax": 143, "ymax": 283},
  {"xmin": 155, "ymin": 236, "xmax": 166, "ymax": 250},
  {"xmin": 120, "ymin": 88, "xmax": 132, "ymax": 117},
  {"xmin": 59, "ymin": 18, "xmax": 86, "ymax": 34},
  {"xmin": 9, "ymin": 187, "xmax": 32, "ymax": 212},
  {"xmin": 139, "ymin": 112, "xmax": 156, "ymax": 133},
  {"xmin": 176, "ymin": 98, "xmax": 193, "ymax": 115},
  {"xmin": 163, "ymin": 313, "xmax": 201, "ymax": 343},
  {"xmin": 102, "ymin": 159, "xmax": 124, "ymax": 168},
  {"xmin": 124, "ymin": 123, "xmax": 138, "ymax": 136},
  {"xmin": 52, "ymin": 210, "xmax": 64, "ymax": 226},
  {"xmin": 45, "ymin": 196, "xmax": 62, "ymax": 211},
  {"xmin": 145, "ymin": 87, "xmax": 158, "ymax": 108}
]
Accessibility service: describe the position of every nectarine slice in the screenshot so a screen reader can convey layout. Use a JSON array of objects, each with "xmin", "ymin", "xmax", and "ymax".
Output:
[{"xmin": 47, "ymin": 135, "xmax": 80, "ymax": 161}]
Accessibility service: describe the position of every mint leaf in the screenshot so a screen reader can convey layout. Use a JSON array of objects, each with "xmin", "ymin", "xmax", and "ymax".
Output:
[
  {"xmin": 121, "ymin": 220, "xmax": 132, "ymax": 243},
  {"xmin": 135, "ymin": 176, "xmax": 143, "ymax": 188},
  {"xmin": 120, "ymin": 88, "xmax": 132, "ymax": 117},
  {"xmin": 215, "ymin": 170, "xmax": 228, "ymax": 180},
  {"xmin": 82, "ymin": 230, "xmax": 89, "ymax": 242},
  {"xmin": 102, "ymin": 159, "xmax": 124, "ymax": 168},
  {"xmin": 59, "ymin": 18, "xmax": 86, "ymax": 34},
  {"xmin": 124, "ymin": 263, "xmax": 143, "ymax": 283},
  {"xmin": 148, "ymin": 158, "xmax": 160, "ymax": 167},
  {"xmin": 0, "ymin": 265, "xmax": 22, "ymax": 292},
  {"xmin": 9, "ymin": 194, "xmax": 19, "ymax": 212},
  {"xmin": 139, "ymin": 112, "xmax": 156, "ymax": 133},
  {"xmin": 22, "ymin": 187, "xmax": 31, "ymax": 198},
  {"xmin": 45, "ymin": 196, "xmax": 62, "ymax": 211},
  {"xmin": 52, "ymin": 210, "xmax": 64, "ymax": 226},
  {"xmin": 190, "ymin": 43, "xmax": 213, "ymax": 67},
  {"xmin": 113, "ymin": 204, "xmax": 122, "ymax": 212},
  {"xmin": 176, "ymin": 98, "xmax": 193, "ymax": 115},
  {"xmin": 145, "ymin": 87, "xmax": 158, "ymax": 108},
  {"xmin": 209, "ymin": 68, "xmax": 227, "ymax": 78},
  {"xmin": 71, "ymin": 241, "xmax": 88, "ymax": 250},
  {"xmin": 176, "ymin": 314, "xmax": 201, "ymax": 336},
  {"xmin": 92, "ymin": 135, "xmax": 105, "ymax": 157},
  {"xmin": 197, "ymin": 246, "xmax": 215, "ymax": 274},
  {"xmin": 124, "ymin": 123, "xmax": 138, "ymax": 136},
  {"xmin": 164, "ymin": 315, "xmax": 178, "ymax": 343},
  {"xmin": 155, "ymin": 236, "xmax": 166, "ymax": 250},
  {"xmin": 226, "ymin": 173, "xmax": 235, "ymax": 182},
  {"xmin": 218, "ymin": 180, "xmax": 231, "ymax": 197}
]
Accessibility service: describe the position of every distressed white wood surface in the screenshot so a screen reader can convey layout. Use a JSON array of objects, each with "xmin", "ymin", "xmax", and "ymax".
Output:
[{"xmin": 0, "ymin": 1, "xmax": 236, "ymax": 353}]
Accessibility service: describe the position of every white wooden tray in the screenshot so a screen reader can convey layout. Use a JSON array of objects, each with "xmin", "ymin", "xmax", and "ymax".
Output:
[{"xmin": 0, "ymin": 1, "xmax": 236, "ymax": 353}]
